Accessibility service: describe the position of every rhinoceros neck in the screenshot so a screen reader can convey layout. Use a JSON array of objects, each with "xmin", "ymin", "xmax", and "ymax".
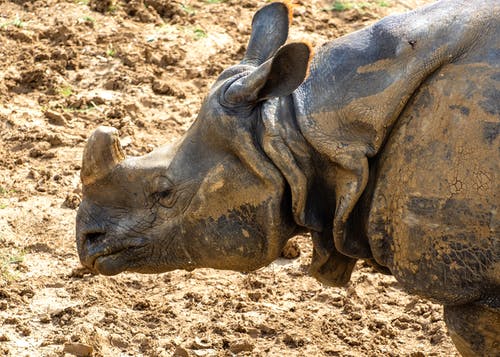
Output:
[
  {"xmin": 284, "ymin": 0, "xmax": 498, "ymax": 259},
  {"xmin": 293, "ymin": 0, "xmax": 496, "ymax": 159}
]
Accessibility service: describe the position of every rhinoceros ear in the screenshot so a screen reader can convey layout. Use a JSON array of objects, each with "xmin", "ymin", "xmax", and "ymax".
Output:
[
  {"xmin": 242, "ymin": 1, "xmax": 292, "ymax": 66},
  {"xmin": 225, "ymin": 42, "xmax": 312, "ymax": 104},
  {"xmin": 258, "ymin": 42, "xmax": 311, "ymax": 99}
]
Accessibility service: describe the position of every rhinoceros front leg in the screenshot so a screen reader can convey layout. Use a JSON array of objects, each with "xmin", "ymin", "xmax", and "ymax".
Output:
[{"xmin": 444, "ymin": 300, "xmax": 500, "ymax": 357}]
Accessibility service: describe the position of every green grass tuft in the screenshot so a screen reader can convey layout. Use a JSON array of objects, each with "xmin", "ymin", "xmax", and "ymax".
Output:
[
  {"xmin": 0, "ymin": 249, "xmax": 25, "ymax": 281},
  {"xmin": 378, "ymin": 1, "xmax": 391, "ymax": 7},
  {"xmin": 82, "ymin": 15, "xmax": 95, "ymax": 23},
  {"xmin": 331, "ymin": 1, "xmax": 352, "ymax": 11},
  {"xmin": 12, "ymin": 17, "xmax": 26, "ymax": 28},
  {"xmin": 59, "ymin": 86, "xmax": 73, "ymax": 97},
  {"xmin": 193, "ymin": 27, "xmax": 207, "ymax": 39},
  {"xmin": 1, "ymin": 16, "xmax": 27, "ymax": 29},
  {"xmin": 180, "ymin": 4, "xmax": 195, "ymax": 15},
  {"xmin": 106, "ymin": 46, "xmax": 117, "ymax": 57}
]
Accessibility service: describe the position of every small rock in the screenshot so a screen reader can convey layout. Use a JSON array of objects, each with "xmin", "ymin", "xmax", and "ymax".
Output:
[
  {"xmin": 89, "ymin": 0, "xmax": 112, "ymax": 13},
  {"xmin": 324, "ymin": 347, "xmax": 342, "ymax": 356},
  {"xmin": 62, "ymin": 342, "xmax": 93, "ymax": 357},
  {"xmin": 44, "ymin": 110, "xmax": 67, "ymax": 126},
  {"xmin": 29, "ymin": 148, "xmax": 44, "ymax": 158},
  {"xmin": 256, "ymin": 324, "xmax": 276, "ymax": 335},
  {"xmin": 229, "ymin": 339, "xmax": 254, "ymax": 354},
  {"xmin": 39, "ymin": 314, "xmax": 51, "ymax": 323},
  {"xmin": 248, "ymin": 291, "xmax": 262, "ymax": 302},
  {"xmin": 430, "ymin": 331, "xmax": 445, "ymax": 345},
  {"xmin": 132, "ymin": 301, "xmax": 151, "ymax": 311},
  {"xmin": 69, "ymin": 266, "xmax": 94, "ymax": 278},
  {"xmin": 123, "ymin": 103, "xmax": 139, "ymax": 113},
  {"xmin": 281, "ymin": 238, "xmax": 300, "ymax": 259},
  {"xmin": 29, "ymin": 142, "xmax": 51, "ymax": 159},
  {"xmin": 43, "ymin": 151, "xmax": 57, "ymax": 159},
  {"xmin": 350, "ymin": 312, "xmax": 363, "ymax": 321},
  {"xmin": 4, "ymin": 317, "xmax": 20, "ymax": 325},
  {"xmin": 89, "ymin": 96, "xmax": 105, "ymax": 106},
  {"xmin": 191, "ymin": 337, "xmax": 211, "ymax": 349},
  {"xmin": 7, "ymin": 28, "xmax": 33, "ymax": 43},
  {"xmin": 63, "ymin": 193, "xmax": 81, "ymax": 209},
  {"xmin": 152, "ymin": 79, "xmax": 185, "ymax": 98},
  {"xmin": 19, "ymin": 325, "xmax": 31, "ymax": 336},
  {"xmin": 410, "ymin": 353, "xmax": 425, "ymax": 357},
  {"xmin": 246, "ymin": 327, "xmax": 259, "ymax": 338},
  {"xmin": 35, "ymin": 184, "xmax": 47, "ymax": 192},
  {"xmin": 173, "ymin": 346, "xmax": 190, "ymax": 357},
  {"xmin": 47, "ymin": 134, "xmax": 64, "ymax": 147},
  {"xmin": 132, "ymin": 332, "xmax": 148, "ymax": 344},
  {"xmin": 192, "ymin": 349, "xmax": 216, "ymax": 357},
  {"xmin": 110, "ymin": 333, "xmax": 129, "ymax": 349},
  {"xmin": 160, "ymin": 51, "xmax": 184, "ymax": 67}
]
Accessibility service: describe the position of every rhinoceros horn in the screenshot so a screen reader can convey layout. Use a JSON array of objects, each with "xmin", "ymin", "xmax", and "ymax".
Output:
[{"xmin": 81, "ymin": 126, "xmax": 125, "ymax": 186}]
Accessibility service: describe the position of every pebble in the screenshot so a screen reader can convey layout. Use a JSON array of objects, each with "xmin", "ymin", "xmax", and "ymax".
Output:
[
  {"xmin": 191, "ymin": 337, "xmax": 211, "ymax": 349},
  {"xmin": 281, "ymin": 239, "xmax": 301, "ymax": 259},
  {"xmin": 110, "ymin": 333, "xmax": 129, "ymax": 349},
  {"xmin": 192, "ymin": 349, "xmax": 216, "ymax": 357},
  {"xmin": 44, "ymin": 110, "xmax": 67, "ymax": 126},
  {"xmin": 246, "ymin": 327, "xmax": 259, "ymax": 338},
  {"xmin": 62, "ymin": 342, "xmax": 93, "ymax": 357},
  {"xmin": 229, "ymin": 339, "xmax": 254, "ymax": 354},
  {"xmin": 63, "ymin": 193, "xmax": 81, "ymax": 209},
  {"xmin": 173, "ymin": 346, "xmax": 190, "ymax": 357}
]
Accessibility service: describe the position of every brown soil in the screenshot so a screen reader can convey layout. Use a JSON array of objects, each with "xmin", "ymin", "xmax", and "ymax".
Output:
[{"xmin": 0, "ymin": 0, "xmax": 460, "ymax": 356}]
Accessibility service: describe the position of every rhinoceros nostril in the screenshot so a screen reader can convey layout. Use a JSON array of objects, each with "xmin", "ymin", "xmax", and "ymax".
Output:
[{"xmin": 85, "ymin": 232, "xmax": 105, "ymax": 244}]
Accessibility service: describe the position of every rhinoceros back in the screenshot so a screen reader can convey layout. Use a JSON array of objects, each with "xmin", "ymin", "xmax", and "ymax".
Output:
[{"xmin": 367, "ymin": 26, "xmax": 499, "ymax": 305}]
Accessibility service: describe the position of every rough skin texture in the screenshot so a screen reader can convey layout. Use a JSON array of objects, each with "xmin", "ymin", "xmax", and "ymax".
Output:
[{"xmin": 76, "ymin": 1, "xmax": 499, "ymax": 356}]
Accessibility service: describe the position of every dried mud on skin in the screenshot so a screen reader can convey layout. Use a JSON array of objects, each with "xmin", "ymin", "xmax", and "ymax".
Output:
[{"xmin": 0, "ymin": 0, "xmax": 459, "ymax": 356}]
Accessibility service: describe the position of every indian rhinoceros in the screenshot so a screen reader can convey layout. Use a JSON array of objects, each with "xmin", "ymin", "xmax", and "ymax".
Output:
[{"xmin": 76, "ymin": 1, "xmax": 499, "ymax": 355}]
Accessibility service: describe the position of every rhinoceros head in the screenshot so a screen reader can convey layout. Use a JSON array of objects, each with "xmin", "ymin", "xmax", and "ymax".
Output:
[{"xmin": 76, "ymin": 2, "xmax": 314, "ymax": 276}]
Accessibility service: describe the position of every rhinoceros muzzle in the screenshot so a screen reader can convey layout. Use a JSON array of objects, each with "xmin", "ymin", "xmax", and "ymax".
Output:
[{"xmin": 78, "ymin": 228, "xmax": 149, "ymax": 275}]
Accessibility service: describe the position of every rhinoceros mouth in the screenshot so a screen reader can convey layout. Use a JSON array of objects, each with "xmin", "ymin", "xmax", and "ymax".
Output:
[
  {"xmin": 91, "ymin": 243, "xmax": 149, "ymax": 275},
  {"xmin": 82, "ymin": 235, "xmax": 149, "ymax": 275},
  {"xmin": 92, "ymin": 250, "xmax": 130, "ymax": 275}
]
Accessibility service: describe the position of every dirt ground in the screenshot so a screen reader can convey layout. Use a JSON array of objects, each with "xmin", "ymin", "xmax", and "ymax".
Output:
[{"xmin": 0, "ymin": 0, "xmax": 462, "ymax": 356}]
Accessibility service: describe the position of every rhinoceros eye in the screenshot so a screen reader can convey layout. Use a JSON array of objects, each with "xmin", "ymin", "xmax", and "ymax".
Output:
[
  {"xmin": 156, "ymin": 188, "xmax": 177, "ymax": 208},
  {"xmin": 158, "ymin": 189, "xmax": 172, "ymax": 199},
  {"xmin": 152, "ymin": 175, "xmax": 178, "ymax": 208}
]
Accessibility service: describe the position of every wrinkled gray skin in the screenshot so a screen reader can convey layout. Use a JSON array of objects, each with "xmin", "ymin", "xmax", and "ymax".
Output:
[{"xmin": 76, "ymin": 1, "xmax": 499, "ymax": 355}]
